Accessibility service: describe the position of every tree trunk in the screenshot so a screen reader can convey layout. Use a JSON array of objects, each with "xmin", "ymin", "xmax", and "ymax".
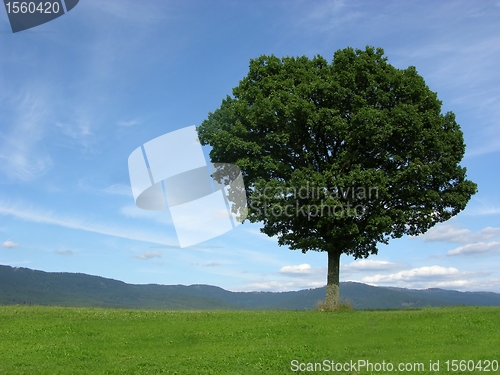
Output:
[{"xmin": 325, "ymin": 251, "xmax": 341, "ymax": 310}]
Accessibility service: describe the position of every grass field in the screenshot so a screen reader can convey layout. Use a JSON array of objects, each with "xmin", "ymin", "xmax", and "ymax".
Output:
[{"xmin": 0, "ymin": 306, "xmax": 499, "ymax": 374}]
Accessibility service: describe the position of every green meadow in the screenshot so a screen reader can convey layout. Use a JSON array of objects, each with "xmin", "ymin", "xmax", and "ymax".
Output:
[{"xmin": 0, "ymin": 306, "xmax": 498, "ymax": 374}]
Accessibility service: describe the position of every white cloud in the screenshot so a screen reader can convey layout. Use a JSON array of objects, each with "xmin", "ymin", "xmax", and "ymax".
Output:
[
  {"xmin": 472, "ymin": 227, "xmax": 500, "ymax": 241},
  {"xmin": 2, "ymin": 240, "xmax": 19, "ymax": 248},
  {"xmin": 461, "ymin": 277, "xmax": 500, "ymax": 293},
  {"xmin": 358, "ymin": 265, "xmax": 490, "ymax": 291},
  {"xmin": 278, "ymin": 263, "xmax": 326, "ymax": 277},
  {"xmin": 418, "ymin": 280, "xmax": 471, "ymax": 288},
  {"xmin": 229, "ymin": 263, "xmax": 329, "ymax": 292},
  {"xmin": 419, "ymin": 225, "xmax": 471, "ymax": 243},
  {"xmin": 342, "ymin": 259, "xmax": 402, "ymax": 272},
  {"xmin": 237, "ymin": 280, "xmax": 325, "ymax": 292},
  {"xmin": 133, "ymin": 251, "xmax": 162, "ymax": 260},
  {"xmin": 419, "ymin": 225, "xmax": 500, "ymax": 244},
  {"xmin": 279, "ymin": 263, "xmax": 312, "ymax": 274},
  {"xmin": 363, "ymin": 266, "xmax": 461, "ymax": 283},
  {"xmin": 447, "ymin": 242, "xmax": 500, "ymax": 256}
]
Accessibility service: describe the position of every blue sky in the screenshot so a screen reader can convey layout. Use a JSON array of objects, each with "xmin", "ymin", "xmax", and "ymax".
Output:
[{"xmin": 1, "ymin": 0, "xmax": 500, "ymax": 293}]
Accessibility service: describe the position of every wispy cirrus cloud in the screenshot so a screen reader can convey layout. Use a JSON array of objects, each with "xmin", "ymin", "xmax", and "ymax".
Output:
[
  {"xmin": 78, "ymin": 180, "xmax": 133, "ymax": 197},
  {"xmin": 0, "ymin": 88, "xmax": 54, "ymax": 181},
  {"xmin": 465, "ymin": 198, "xmax": 500, "ymax": 216},
  {"xmin": 0, "ymin": 86, "xmax": 96, "ymax": 182},
  {"xmin": 120, "ymin": 205, "xmax": 172, "ymax": 225},
  {"xmin": 296, "ymin": 0, "xmax": 363, "ymax": 33},
  {"xmin": 392, "ymin": 18, "xmax": 500, "ymax": 157},
  {"xmin": 472, "ymin": 206, "xmax": 500, "ymax": 215},
  {"xmin": 102, "ymin": 184, "xmax": 133, "ymax": 197},
  {"xmin": 84, "ymin": 0, "xmax": 170, "ymax": 22},
  {"xmin": 0, "ymin": 201, "xmax": 177, "ymax": 246},
  {"xmin": 117, "ymin": 119, "xmax": 141, "ymax": 127},
  {"xmin": 55, "ymin": 114, "xmax": 95, "ymax": 151}
]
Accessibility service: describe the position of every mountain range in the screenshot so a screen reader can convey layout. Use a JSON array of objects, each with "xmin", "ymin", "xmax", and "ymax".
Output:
[{"xmin": 1, "ymin": 264, "xmax": 500, "ymax": 310}]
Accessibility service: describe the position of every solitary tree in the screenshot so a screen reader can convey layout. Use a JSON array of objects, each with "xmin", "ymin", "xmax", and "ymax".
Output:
[{"xmin": 197, "ymin": 46, "xmax": 477, "ymax": 309}]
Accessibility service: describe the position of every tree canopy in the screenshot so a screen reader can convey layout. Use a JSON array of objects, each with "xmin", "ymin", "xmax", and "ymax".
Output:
[{"xmin": 197, "ymin": 46, "xmax": 477, "ymax": 308}]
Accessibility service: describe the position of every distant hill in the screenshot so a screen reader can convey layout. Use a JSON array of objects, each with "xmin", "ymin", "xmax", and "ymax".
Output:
[{"xmin": 1, "ymin": 265, "xmax": 500, "ymax": 310}]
